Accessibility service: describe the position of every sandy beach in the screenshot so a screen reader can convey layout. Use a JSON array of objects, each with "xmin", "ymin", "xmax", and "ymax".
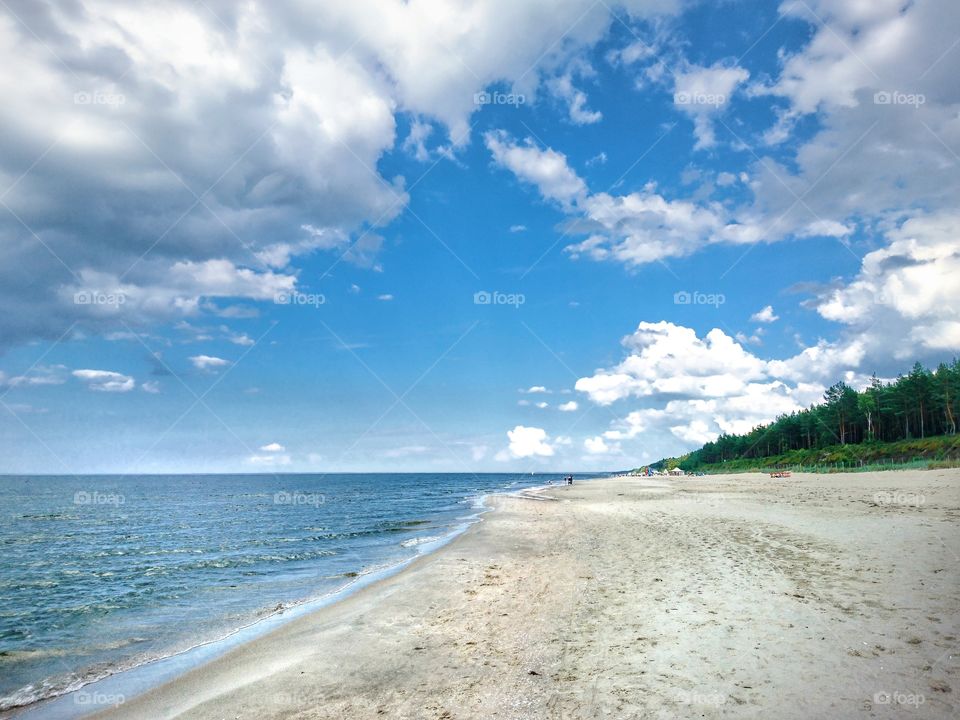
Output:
[{"xmin": 93, "ymin": 471, "xmax": 959, "ymax": 719}]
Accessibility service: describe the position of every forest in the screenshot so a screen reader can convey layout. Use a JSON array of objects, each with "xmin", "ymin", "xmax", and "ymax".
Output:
[{"xmin": 659, "ymin": 360, "xmax": 960, "ymax": 472}]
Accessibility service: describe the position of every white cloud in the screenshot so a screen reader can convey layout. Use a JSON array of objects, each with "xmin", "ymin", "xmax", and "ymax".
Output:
[
  {"xmin": 808, "ymin": 211, "xmax": 960, "ymax": 360},
  {"xmin": 190, "ymin": 355, "xmax": 230, "ymax": 371},
  {"xmin": 535, "ymin": 401, "xmax": 549, "ymax": 409},
  {"xmin": 503, "ymin": 425, "xmax": 555, "ymax": 458},
  {"xmin": 260, "ymin": 442, "xmax": 286, "ymax": 452},
  {"xmin": 575, "ymin": 322, "xmax": 769, "ymax": 406},
  {"xmin": 606, "ymin": 40, "xmax": 654, "ymax": 66},
  {"xmin": 487, "ymin": 132, "xmax": 763, "ymax": 266},
  {"xmin": 485, "ymin": 131, "xmax": 587, "ymax": 208},
  {"xmin": 584, "ymin": 435, "xmax": 620, "ymax": 454},
  {"xmin": 226, "ymin": 331, "xmax": 255, "ymax": 346},
  {"xmin": 487, "ymin": 1, "xmax": 960, "ymax": 278},
  {"xmin": 0, "ymin": 0, "xmax": 682, "ymax": 350},
  {"xmin": 510, "ymin": 224, "xmax": 528, "ymax": 233},
  {"xmin": 523, "ymin": 385, "xmax": 549, "ymax": 394},
  {"xmin": 672, "ymin": 62, "xmax": 749, "ymax": 149},
  {"xmin": 547, "ymin": 62, "xmax": 603, "ymax": 125},
  {"xmin": 716, "ymin": 171, "xmax": 737, "ymax": 186},
  {"xmin": 558, "ymin": 400, "xmax": 579, "ymax": 411},
  {"xmin": 377, "ymin": 294, "xmax": 394, "ymax": 301},
  {"xmin": 750, "ymin": 305, "xmax": 779, "ymax": 323},
  {"xmin": 1, "ymin": 365, "xmax": 68, "ymax": 388},
  {"xmin": 402, "ymin": 119, "xmax": 434, "ymax": 161},
  {"xmin": 574, "ymin": 321, "xmax": 838, "ymax": 457},
  {"xmin": 72, "ymin": 369, "xmax": 136, "ymax": 393},
  {"xmin": 141, "ymin": 380, "xmax": 161, "ymax": 394}
]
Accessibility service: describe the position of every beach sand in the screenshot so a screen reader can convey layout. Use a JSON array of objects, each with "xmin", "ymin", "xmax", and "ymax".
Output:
[{"xmin": 95, "ymin": 471, "xmax": 959, "ymax": 719}]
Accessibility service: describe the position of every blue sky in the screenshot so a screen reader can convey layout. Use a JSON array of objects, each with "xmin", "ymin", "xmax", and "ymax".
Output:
[{"xmin": 0, "ymin": 0, "xmax": 958, "ymax": 473}]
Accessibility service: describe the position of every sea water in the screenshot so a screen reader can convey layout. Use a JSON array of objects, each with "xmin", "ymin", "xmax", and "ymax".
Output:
[{"xmin": 0, "ymin": 473, "xmax": 593, "ymax": 713}]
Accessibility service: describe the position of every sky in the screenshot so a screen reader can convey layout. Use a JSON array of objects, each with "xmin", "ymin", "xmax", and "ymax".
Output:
[{"xmin": 0, "ymin": 0, "xmax": 958, "ymax": 474}]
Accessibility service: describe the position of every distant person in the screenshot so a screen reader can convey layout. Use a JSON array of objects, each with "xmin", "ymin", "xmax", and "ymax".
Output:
[{"xmin": 567, "ymin": 475, "xmax": 573, "ymax": 485}]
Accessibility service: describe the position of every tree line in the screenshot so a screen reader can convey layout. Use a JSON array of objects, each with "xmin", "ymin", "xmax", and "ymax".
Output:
[{"xmin": 682, "ymin": 360, "xmax": 959, "ymax": 467}]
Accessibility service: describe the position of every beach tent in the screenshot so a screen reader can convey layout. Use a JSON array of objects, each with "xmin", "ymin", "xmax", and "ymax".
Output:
[{"xmin": 669, "ymin": 467, "xmax": 684, "ymax": 475}]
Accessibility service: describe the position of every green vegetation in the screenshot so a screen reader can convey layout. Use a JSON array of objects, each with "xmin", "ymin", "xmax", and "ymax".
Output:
[{"xmin": 653, "ymin": 359, "xmax": 960, "ymax": 474}]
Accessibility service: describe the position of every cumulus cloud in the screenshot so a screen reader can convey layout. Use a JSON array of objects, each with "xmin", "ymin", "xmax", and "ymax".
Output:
[
  {"xmin": 487, "ymin": 132, "xmax": 763, "ymax": 265},
  {"xmin": 575, "ymin": 321, "xmax": 835, "ymax": 456},
  {"xmin": 189, "ymin": 355, "xmax": 230, "ymax": 371},
  {"xmin": 672, "ymin": 62, "xmax": 749, "ymax": 149},
  {"xmin": 485, "ymin": 131, "xmax": 588, "ymax": 209},
  {"xmin": 72, "ymin": 369, "xmax": 136, "ymax": 392},
  {"xmin": 487, "ymin": 0, "xmax": 960, "ymax": 275},
  {"xmin": 501, "ymin": 425, "xmax": 555, "ymax": 458},
  {"xmin": 547, "ymin": 62, "xmax": 603, "ymax": 125},
  {"xmin": 809, "ymin": 211, "xmax": 960, "ymax": 361},
  {"xmin": 584, "ymin": 435, "xmax": 620, "ymax": 454},
  {"xmin": 260, "ymin": 442, "xmax": 285, "ymax": 452},
  {"xmin": 750, "ymin": 305, "xmax": 779, "ymax": 323},
  {"xmin": 0, "ymin": 0, "xmax": 682, "ymax": 350},
  {"xmin": 558, "ymin": 400, "xmax": 579, "ymax": 411}
]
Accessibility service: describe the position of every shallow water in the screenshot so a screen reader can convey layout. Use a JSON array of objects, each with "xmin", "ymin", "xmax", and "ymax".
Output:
[{"xmin": 0, "ymin": 472, "xmax": 593, "ymax": 711}]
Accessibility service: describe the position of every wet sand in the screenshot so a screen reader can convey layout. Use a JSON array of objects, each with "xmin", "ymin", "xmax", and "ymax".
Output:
[{"xmin": 95, "ymin": 471, "xmax": 959, "ymax": 719}]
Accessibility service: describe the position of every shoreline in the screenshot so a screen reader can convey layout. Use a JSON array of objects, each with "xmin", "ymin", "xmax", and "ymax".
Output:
[
  {"xmin": 6, "ymin": 478, "xmax": 579, "ymax": 720},
  {"xmin": 18, "ymin": 471, "xmax": 960, "ymax": 718}
]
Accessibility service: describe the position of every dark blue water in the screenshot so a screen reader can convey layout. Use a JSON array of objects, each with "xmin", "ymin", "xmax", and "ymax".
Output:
[{"xmin": 0, "ymin": 473, "xmax": 594, "ymax": 712}]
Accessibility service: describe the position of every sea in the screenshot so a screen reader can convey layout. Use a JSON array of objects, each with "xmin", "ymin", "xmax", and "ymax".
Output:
[{"xmin": 0, "ymin": 472, "xmax": 597, "ymax": 716}]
